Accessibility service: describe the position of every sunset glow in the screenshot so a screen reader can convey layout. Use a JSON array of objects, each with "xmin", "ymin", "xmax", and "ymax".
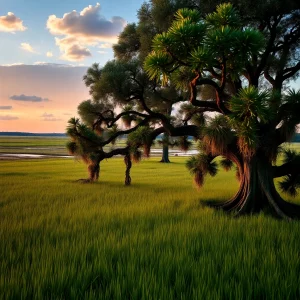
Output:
[{"xmin": 0, "ymin": 1, "xmax": 144, "ymax": 133}]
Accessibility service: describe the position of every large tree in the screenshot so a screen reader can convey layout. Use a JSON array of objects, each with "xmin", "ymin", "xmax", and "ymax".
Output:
[
  {"xmin": 143, "ymin": 3, "xmax": 300, "ymax": 219},
  {"xmin": 67, "ymin": 1, "xmax": 300, "ymax": 219}
]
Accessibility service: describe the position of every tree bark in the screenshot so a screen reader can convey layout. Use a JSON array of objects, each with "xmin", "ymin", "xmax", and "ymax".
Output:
[
  {"xmin": 88, "ymin": 162, "xmax": 100, "ymax": 182},
  {"xmin": 207, "ymin": 154, "xmax": 300, "ymax": 220},
  {"xmin": 124, "ymin": 154, "xmax": 132, "ymax": 185},
  {"xmin": 160, "ymin": 133, "xmax": 170, "ymax": 163}
]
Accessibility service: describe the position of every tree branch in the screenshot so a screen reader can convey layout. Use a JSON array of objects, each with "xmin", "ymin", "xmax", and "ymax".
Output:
[
  {"xmin": 282, "ymin": 61, "xmax": 300, "ymax": 81},
  {"xmin": 273, "ymin": 161, "xmax": 300, "ymax": 178}
]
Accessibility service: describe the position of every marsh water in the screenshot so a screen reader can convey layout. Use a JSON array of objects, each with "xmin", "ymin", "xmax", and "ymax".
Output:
[{"xmin": 0, "ymin": 149, "xmax": 199, "ymax": 159}]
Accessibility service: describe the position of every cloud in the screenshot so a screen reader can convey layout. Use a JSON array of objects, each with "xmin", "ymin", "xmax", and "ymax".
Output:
[
  {"xmin": 47, "ymin": 3, "xmax": 126, "ymax": 40},
  {"xmin": 47, "ymin": 3, "xmax": 126, "ymax": 61},
  {"xmin": 20, "ymin": 43, "xmax": 38, "ymax": 53},
  {"xmin": 29, "ymin": 62, "xmax": 75, "ymax": 67},
  {"xmin": 0, "ymin": 12, "xmax": 27, "ymax": 32},
  {"xmin": 41, "ymin": 112, "xmax": 53, "ymax": 118},
  {"xmin": 34, "ymin": 61, "xmax": 47, "ymax": 65},
  {"xmin": 0, "ymin": 115, "xmax": 19, "ymax": 120},
  {"xmin": 55, "ymin": 38, "xmax": 91, "ymax": 61},
  {"xmin": 41, "ymin": 112, "xmax": 62, "ymax": 121},
  {"xmin": 0, "ymin": 106, "xmax": 12, "ymax": 110},
  {"xmin": 46, "ymin": 51, "xmax": 53, "ymax": 57},
  {"xmin": 99, "ymin": 43, "xmax": 112, "ymax": 49},
  {"xmin": 10, "ymin": 94, "xmax": 49, "ymax": 102},
  {"xmin": 98, "ymin": 50, "xmax": 107, "ymax": 54},
  {"xmin": 43, "ymin": 118, "xmax": 63, "ymax": 121},
  {"xmin": 1, "ymin": 63, "xmax": 25, "ymax": 66}
]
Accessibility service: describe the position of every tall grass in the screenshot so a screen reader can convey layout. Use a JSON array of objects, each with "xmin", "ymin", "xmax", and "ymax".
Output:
[{"xmin": 0, "ymin": 158, "xmax": 300, "ymax": 299}]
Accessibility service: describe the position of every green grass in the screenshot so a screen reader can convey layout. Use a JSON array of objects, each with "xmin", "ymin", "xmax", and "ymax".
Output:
[{"xmin": 1, "ymin": 157, "xmax": 300, "ymax": 299}]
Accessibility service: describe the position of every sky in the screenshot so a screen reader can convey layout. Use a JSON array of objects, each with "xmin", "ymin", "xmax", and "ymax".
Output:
[
  {"xmin": 0, "ymin": 0, "xmax": 145, "ymax": 133},
  {"xmin": 0, "ymin": 1, "xmax": 299, "ymax": 133}
]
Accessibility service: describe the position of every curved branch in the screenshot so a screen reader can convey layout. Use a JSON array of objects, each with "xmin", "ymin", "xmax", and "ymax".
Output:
[
  {"xmin": 189, "ymin": 76, "xmax": 230, "ymax": 114},
  {"xmin": 101, "ymin": 146, "xmax": 130, "ymax": 158},
  {"xmin": 106, "ymin": 110, "xmax": 149, "ymax": 127},
  {"xmin": 102, "ymin": 117, "xmax": 152, "ymax": 146},
  {"xmin": 282, "ymin": 61, "xmax": 300, "ymax": 81}
]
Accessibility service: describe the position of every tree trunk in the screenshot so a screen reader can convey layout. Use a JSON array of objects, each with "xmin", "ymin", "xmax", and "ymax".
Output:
[
  {"xmin": 124, "ymin": 154, "xmax": 132, "ymax": 185},
  {"xmin": 88, "ymin": 162, "xmax": 100, "ymax": 182},
  {"xmin": 160, "ymin": 133, "xmax": 170, "ymax": 163},
  {"xmin": 208, "ymin": 155, "xmax": 300, "ymax": 220}
]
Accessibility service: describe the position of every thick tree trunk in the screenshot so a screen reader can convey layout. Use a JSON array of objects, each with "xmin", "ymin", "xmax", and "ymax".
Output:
[
  {"xmin": 208, "ymin": 155, "xmax": 300, "ymax": 220},
  {"xmin": 88, "ymin": 162, "xmax": 100, "ymax": 182},
  {"xmin": 160, "ymin": 133, "xmax": 170, "ymax": 163}
]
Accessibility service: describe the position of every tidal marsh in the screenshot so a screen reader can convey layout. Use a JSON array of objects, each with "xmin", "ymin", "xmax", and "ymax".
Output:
[{"xmin": 0, "ymin": 157, "xmax": 300, "ymax": 299}]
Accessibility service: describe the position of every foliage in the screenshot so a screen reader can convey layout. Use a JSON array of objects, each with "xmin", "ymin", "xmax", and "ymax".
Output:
[{"xmin": 67, "ymin": 1, "xmax": 300, "ymax": 218}]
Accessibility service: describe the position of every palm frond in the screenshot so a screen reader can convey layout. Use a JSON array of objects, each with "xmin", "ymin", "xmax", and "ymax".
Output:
[
  {"xmin": 66, "ymin": 141, "xmax": 78, "ymax": 155},
  {"xmin": 186, "ymin": 154, "xmax": 218, "ymax": 188},
  {"xmin": 178, "ymin": 136, "xmax": 192, "ymax": 151},
  {"xmin": 202, "ymin": 116, "xmax": 233, "ymax": 155},
  {"xmin": 206, "ymin": 3, "xmax": 241, "ymax": 28},
  {"xmin": 220, "ymin": 158, "xmax": 234, "ymax": 171},
  {"xmin": 279, "ymin": 174, "xmax": 300, "ymax": 197},
  {"xmin": 131, "ymin": 148, "xmax": 142, "ymax": 163}
]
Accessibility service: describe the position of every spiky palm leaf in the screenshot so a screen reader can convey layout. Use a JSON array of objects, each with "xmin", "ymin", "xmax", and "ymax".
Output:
[
  {"xmin": 127, "ymin": 126, "xmax": 154, "ymax": 156},
  {"xmin": 186, "ymin": 154, "xmax": 218, "ymax": 187},
  {"xmin": 230, "ymin": 86, "xmax": 271, "ymax": 123},
  {"xmin": 131, "ymin": 148, "xmax": 142, "ymax": 163},
  {"xmin": 220, "ymin": 158, "xmax": 234, "ymax": 171},
  {"xmin": 178, "ymin": 136, "xmax": 192, "ymax": 151},
  {"xmin": 206, "ymin": 3, "xmax": 241, "ymax": 28},
  {"xmin": 174, "ymin": 8, "xmax": 201, "ymax": 23},
  {"xmin": 278, "ymin": 149, "xmax": 300, "ymax": 197},
  {"xmin": 279, "ymin": 174, "xmax": 300, "ymax": 197},
  {"xmin": 66, "ymin": 141, "xmax": 78, "ymax": 155},
  {"xmin": 202, "ymin": 116, "xmax": 233, "ymax": 155}
]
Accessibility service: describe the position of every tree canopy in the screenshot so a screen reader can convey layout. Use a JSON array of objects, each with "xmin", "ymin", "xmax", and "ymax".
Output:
[{"xmin": 67, "ymin": 1, "xmax": 300, "ymax": 219}]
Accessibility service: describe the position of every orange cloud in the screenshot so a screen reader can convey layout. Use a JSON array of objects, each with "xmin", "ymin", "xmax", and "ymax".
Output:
[
  {"xmin": 41, "ymin": 112, "xmax": 62, "ymax": 121},
  {"xmin": 0, "ymin": 12, "xmax": 27, "ymax": 32},
  {"xmin": 0, "ymin": 115, "xmax": 19, "ymax": 120}
]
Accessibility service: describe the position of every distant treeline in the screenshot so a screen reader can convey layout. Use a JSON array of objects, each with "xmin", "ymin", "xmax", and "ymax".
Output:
[
  {"xmin": 0, "ymin": 132, "xmax": 299, "ymax": 142},
  {"xmin": 0, "ymin": 132, "xmax": 67, "ymax": 137},
  {"xmin": 293, "ymin": 133, "xmax": 300, "ymax": 142}
]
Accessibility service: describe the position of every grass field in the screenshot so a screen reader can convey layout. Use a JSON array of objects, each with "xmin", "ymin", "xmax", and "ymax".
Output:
[{"xmin": 1, "ymin": 156, "xmax": 300, "ymax": 299}]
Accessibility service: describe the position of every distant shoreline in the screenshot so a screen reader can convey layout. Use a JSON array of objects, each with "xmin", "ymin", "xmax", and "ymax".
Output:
[
  {"xmin": 1, "ymin": 132, "xmax": 299, "ymax": 142},
  {"xmin": 0, "ymin": 132, "xmax": 66, "ymax": 137}
]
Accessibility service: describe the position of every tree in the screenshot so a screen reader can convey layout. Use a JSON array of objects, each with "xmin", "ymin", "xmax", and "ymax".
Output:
[
  {"xmin": 144, "ymin": 3, "xmax": 300, "ymax": 219},
  {"xmin": 67, "ymin": 1, "xmax": 300, "ymax": 219},
  {"xmin": 113, "ymin": 5, "xmax": 171, "ymax": 163}
]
